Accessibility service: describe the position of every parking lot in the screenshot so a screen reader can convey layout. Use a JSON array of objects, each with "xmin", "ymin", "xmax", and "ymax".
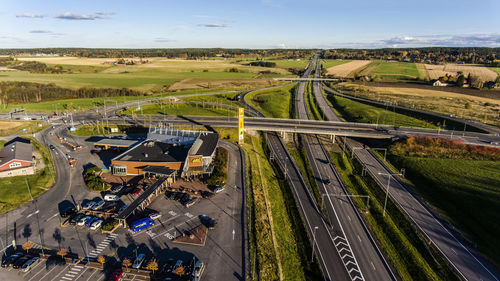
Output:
[{"xmin": 0, "ymin": 127, "xmax": 247, "ymax": 281}]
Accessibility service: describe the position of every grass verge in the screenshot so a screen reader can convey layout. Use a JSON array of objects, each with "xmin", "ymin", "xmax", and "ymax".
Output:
[
  {"xmin": 325, "ymin": 93, "xmax": 438, "ymax": 128},
  {"xmin": 243, "ymin": 134, "xmax": 320, "ymax": 281},
  {"xmin": 245, "ymin": 84, "xmax": 296, "ymax": 118}
]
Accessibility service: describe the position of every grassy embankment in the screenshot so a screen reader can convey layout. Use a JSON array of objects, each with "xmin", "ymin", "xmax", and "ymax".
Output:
[
  {"xmin": 358, "ymin": 61, "xmax": 425, "ymax": 82},
  {"xmin": 382, "ymin": 137, "xmax": 500, "ymax": 267},
  {"xmin": 328, "ymin": 145, "xmax": 459, "ymax": 281},
  {"xmin": 120, "ymin": 102, "xmax": 237, "ymax": 117},
  {"xmin": 0, "ymin": 121, "xmax": 45, "ymax": 136},
  {"xmin": 325, "ymin": 93, "xmax": 438, "ymax": 128},
  {"xmin": 243, "ymin": 134, "xmax": 321, "ymax": 281},
  {"xmin": 489, "ymin": 67, "xmax": 500, "ymax": 75},
  {"xmin": 0, "ymin": 137, "xmax": 56, "ymax": 214},
  {"xmin": 305, "ymin": 81, "xmax": 323, "ymax": 120},
  {"xmin": 245, "ymin": 84, "xmax": 296, "ymax": 119}
]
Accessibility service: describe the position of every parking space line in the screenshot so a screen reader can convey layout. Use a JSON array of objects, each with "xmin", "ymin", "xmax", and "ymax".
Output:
[
  {"xmin": 26, "ymin": 262, "xmax": 50, "ymax": 281},
  {"xmin": 83, "ymin": 268, "xmax": 97, "ymax": 281},
  {"xmin": 47, "ymin": 264, "xmax": 69, "ymax": 281},
  {"xmin": 61, "ymin": 277, "xmax": 73, "ymax": 280}
]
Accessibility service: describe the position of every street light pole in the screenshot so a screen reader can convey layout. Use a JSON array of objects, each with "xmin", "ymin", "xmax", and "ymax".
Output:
[
  {"xmin": 378, "ymin": 172, "xmax": 402, "ymax": 216},
  {"xmin": 311, "ymin": 226, "xmax": 319, "ymax": 262}
]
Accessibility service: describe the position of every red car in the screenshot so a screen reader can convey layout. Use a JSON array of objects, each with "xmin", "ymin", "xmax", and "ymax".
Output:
[
  {"xmin": 131, "ymin": 188, "xmax": 141, "ymax": 196},
  {"xmin": 108, "ymin": 269, "xmax": 123, "ymax": 281}
]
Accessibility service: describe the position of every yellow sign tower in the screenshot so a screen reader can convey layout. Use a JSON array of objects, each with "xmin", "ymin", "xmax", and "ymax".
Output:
[{"xmin": 238, "ymin": 108, "xmax": 244, "ymax": 144}]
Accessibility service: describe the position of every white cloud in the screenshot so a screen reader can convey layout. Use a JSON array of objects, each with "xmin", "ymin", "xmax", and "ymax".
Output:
[
  {"xmin": 54, "ymin": 12, "xmax": 114, "ymax": 20},
  {"xmin": 197, "ymin": 23, "xmax": 228, "ymax": 28},
  {"xmin": 16, "ymin": 13, "xmax": 44, "ymax": 18}
]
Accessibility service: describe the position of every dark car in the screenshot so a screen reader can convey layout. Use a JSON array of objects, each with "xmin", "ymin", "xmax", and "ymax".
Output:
[
  {"xmin": 180, "ymin": 194, "xmax": 190, "ymax": 203},
  {"xmin": 111, "ymin": 185, "xmax": 124, "ymax": 194},
  {"xmin": 2, "ymin": 252, "xmax": 23, "ymax": 268},
  {"xmin": 199, "ymin": 215, "xmax": 216, "ymax": 229},
  {"xmin": 49, "ymin": 144, "xmax": 55, "ymax": 150},
  {"xmin": 12, "ymin": 256, "xmax": 31, "ymax": 269},
  {"xmin": 70, "ymin": 214, "xmax": 85, "ymax": 225},
  {"xmin": 59, "ymin": 201, "xmax": 76, "ymax": 218},
  {"xmin": 202, "ymin": 191, "xmax": 215, "ymax": 199},
  {"xmin": 323, "ymin": 178, "xmax": 331, "ymax": 185},
  {"xmin": 165, "ymin": 191, "xmax": 173, "ymax": 199}
]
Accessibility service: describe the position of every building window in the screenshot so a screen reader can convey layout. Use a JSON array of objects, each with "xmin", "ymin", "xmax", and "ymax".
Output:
[
  {"xmin": 113, "ymin": 165, "xmax": 127, "ymax": 175},
  {"xmin": 9, "ymin": 162, "xmax": 21, "ymax": 169}
]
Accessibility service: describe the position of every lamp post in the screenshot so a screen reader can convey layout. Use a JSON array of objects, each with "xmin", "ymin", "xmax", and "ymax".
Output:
[
  {"xmin": 378, "ymin": 172, "xmax": 402, "ymax": 216},
  {"xmin": 311, "ymin": 226, "xmax": 319, "ymax": 262}
]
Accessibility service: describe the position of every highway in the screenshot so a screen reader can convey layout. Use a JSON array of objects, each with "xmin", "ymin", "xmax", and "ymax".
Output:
[
  {"xmin": 296, "ymin": 54, "xmax": 395, "ymax": 281},
  {"xmin": 241, "ymin": 57, "xmax": 353, "ymax": 281},
  {"xmin": 310, "ymin": 56, "xmax": 500, "ymax": 281}
]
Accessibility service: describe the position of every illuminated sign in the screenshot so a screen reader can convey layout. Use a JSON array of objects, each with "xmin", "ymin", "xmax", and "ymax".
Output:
[
  {"xmin": 188, "ymin": 156, "xmax": 203, "ymax": 167},
  {"xmin": 238, "ymin": 108, "xmax": 244, "ymax": 144}
]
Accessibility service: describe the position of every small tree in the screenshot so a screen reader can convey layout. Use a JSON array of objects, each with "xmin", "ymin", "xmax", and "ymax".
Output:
[
  {"xmin": 175, "ymin": 264, "xmax": 185, "ymax": 276},
  {"xmin": 122, "ymin": 258, "xmax": 132, "ymax": 271},
  {"xmin": 57, "ymin": 248, "xmax": 68, "ymax": 260},
  {"xmin": 465, "ymin": 102, "xmax": 472, "ymax": 109},
  {"xmin": 97, "ymin": 256, "xmax": 106, "ymax": 268},
  {"xmin": 146, "ymin": 259, "xmax": 158, "ymax": 274},
  {"xmin": 22, "ymin": 242, "xmax": 33, "ymax": 254}
]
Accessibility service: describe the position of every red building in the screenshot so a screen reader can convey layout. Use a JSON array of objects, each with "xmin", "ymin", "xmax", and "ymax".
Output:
[{"xmin": 0, "ymin": 141, "xmax": 33, "ymax": 176}]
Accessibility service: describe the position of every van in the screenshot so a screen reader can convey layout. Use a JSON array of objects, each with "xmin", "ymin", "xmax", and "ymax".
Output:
[{"xmin": 104, "ymin": 194, "xmax": 120, "ymax": 201}]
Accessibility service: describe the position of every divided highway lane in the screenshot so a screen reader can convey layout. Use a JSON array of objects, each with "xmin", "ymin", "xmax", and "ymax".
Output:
[{"xmin": 297, "ymin": 54, "xmax": 395, "ymax": 281}]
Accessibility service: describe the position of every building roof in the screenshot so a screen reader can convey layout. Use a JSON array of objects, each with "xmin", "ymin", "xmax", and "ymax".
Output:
[
  {"xmin": 116, "ymin": 177, "xmax": 166, "ymax": 220},
  {"xmin": 0, "ymin": 141, "xmax": 32, "ymax": 164},
  {"xmin": 142, "ymin": 165, "xmax": 176, "ymax": 176},
  {"xmin": 112, "ymin": 140, "xmax": 190, "ymax": 163},
  {"xmin": 192, "ymin": 133, "xmax": 219, "ymax": 156},
  {"xmin": 94, "ymin": 138, "xmax": 138, "ymax": 147}
]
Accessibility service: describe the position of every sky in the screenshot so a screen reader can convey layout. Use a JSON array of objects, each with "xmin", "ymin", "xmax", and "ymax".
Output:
[{"xmin": 1, "ymin": 0, "xmax": 500, "ymax": 49}]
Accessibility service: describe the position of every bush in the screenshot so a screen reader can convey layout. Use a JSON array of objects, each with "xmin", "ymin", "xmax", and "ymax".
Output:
[
  {"xmin": 102, "ymin": 219, "xmax": 119, "ymax": 231},
  {"xmin": 83, "ymin": 167, "xmax": 108, "ymax": 191},
  {"xmin": 249, "ymin": 61, "xmax": 276, "ymax": 67}
]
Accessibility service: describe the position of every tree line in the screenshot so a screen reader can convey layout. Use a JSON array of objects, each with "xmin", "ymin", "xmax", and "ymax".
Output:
[
  {"xmin": 322, "ymin": 47, "xmax": 500, "ymax": 65},
  {"xmin": 0, "ymin": 81, "xmax": 144, "ymax": 105}
]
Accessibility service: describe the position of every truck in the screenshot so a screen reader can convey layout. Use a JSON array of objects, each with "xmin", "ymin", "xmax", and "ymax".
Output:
[{"xmin": 131, "ymin": 218, "xmax": 155, "ymax": 232}]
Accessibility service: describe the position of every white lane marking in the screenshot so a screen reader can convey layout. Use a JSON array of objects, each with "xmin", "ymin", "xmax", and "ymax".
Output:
[
  {"xmin": 51, "ymin": 264, "xmax": 70, "ymax": 280},
  {"xmin": 357, "ymin": 235, "xmax": 361, "ymax": 242},
  {"xmin": 61, "ymin": 277, "xmax": 73, "ymax": 280},
  {"xmin": 370, "ymin": 261, "xmax": 376, "ymax": 271},
  {"xmin": 84, "ymin": 269, "xmax": 98, "ymax": 281},
  {"xmin": 45, "ymin": 213, "xmax": 59, "ymax": 222},
  {"xmin": 36, "ymin": 264, "xmax": 65, "ymax": 281}
]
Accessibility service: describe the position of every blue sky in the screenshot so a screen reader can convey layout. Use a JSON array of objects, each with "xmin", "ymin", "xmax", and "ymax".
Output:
[{"xmin": 1, "ymin": 0, "xmax": 499, "ymax": 48}]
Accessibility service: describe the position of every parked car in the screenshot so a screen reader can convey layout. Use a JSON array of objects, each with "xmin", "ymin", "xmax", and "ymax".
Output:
[
  {"xmin": 111, "ymin": 185, "xmax": 123, "ymax": 194},
  {"xmin": 192, "ymin": 260, "xmax": 205, "ymax": 279},
  {"xmin": 12, "ymin": 256, "xmax": 31, "ymax": 269},
  {"xmin": 131, "ymin": 188, "xmax": 141, "ymax": 196},
  {"xmin": 117, "ymin": 204, "xmax": 127, "ymax": 213},
  {"xmin": 104, "ymin": 194, "xmax": 120, "ymax": 201},
  {"xmin": 184, "ymin": 199, "xmax": 197, "ymax": 208},
  {"xmin": 132, "ymin": 254, "xmax": 145, "ymax": 269},
  {"xmin": 161, "ymin": 258, "xmax": 176, "ymax": 274},
  {"xmin": 90, "ymin": 219, "xmax": 103, "ymax": 230},
  {"xmin": 180, "ymin": 194, "xmax": 190, "ymax": 204},
  {"xmin": 214, "ymin": 186, "xmax": 225, "ymax": 193},
  {"xmin": 1, "ymin": 252, "xmax": 23, "ymax": 268},
  {"xmin": 148, "ymin": 212, "xmax": 161, "ymax": 220},
  {"xmin": 202, "ymin": 191, "xmax": 215, "ymax": 199},
  {"xmin": 70, "ymin": 214, "xmax": 85, "ymax": 225},
  {"xmin": 81, "ymin": 200, "xmax": 96, "ymax": 210},
  {"xmin": 85, "ymin": 217, "xmax": 99, "ymax": 227},
  {"xmin": 21, "ymin": 257, "xmax": 40, "ymax": 272},
  {"xmin": 49, "ymin": 144, "xmax": 55, "ymax": 150},
  {"xmin": 323, "ymin": 178, "xmax": 331, "ymax": 185},
  {"xmin": 91, "ymin": 199, "xmax": 105, "ymax": 210},
  {"xmin": 77, "ymin": 216, "xmax": 90, "ymax": 226}
]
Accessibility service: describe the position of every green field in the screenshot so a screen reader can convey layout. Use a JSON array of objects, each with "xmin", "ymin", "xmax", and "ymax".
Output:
[
  {"xmin": 361, "ymin": 61, "xmax": 424, "ymax": 82},
  {"xmin": 0, "ymin": 138, "xmax": 56, "ymax": 214},
  {"xmin": 181, "ymin": 92, "xmax": 242, "ymax": 107},
  {"xmin": 388, "ymin": 155, "xmax": 500, "ymax": 266},
  {"xmin": 490, "ymin": 67, "xmax": 500, "ymax": 75},
  {"xmin": 321, "ymin": 59, "xmax": 351, "ymax": 69},
  {"xmin": 325, "ymin": 93, "xmax": 438, "ymax": 128},
  {"xmin": 1, "ymin": 57, "xmax": 295, "ymax": 92},
  {"xmin": 245, "ymin": 84, "xmax": 296, "ymax": 118}
]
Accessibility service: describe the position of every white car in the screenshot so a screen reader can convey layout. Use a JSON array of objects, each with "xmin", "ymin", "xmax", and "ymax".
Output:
[
  {"xmin": 214, "ymin": 186, "xmax": 225, "ymax": 193},
  {"xmin": 148, "ymin": 212, "xmax": 161, "ymax": 220},
  {"xmin": 81, "ymin": 201, "xmax": 96, "ymax": 210},
  {"xmin": 90, "ymin": 219, "xmax": 103, "ymax": 230},
  {"xmin": 77, "ymin": 216, "xmax": 91, "ymax": 227},
  {"xmin": 92, "ymin": 199, "xmax": 105, "ymax": 210},
  {"xmin": 104, "ymin": 194, "xmax": 120, "ymax": 201},
  {"xmin": 21, "ymin": 257, "xmax": 40, "ymax": 272}
]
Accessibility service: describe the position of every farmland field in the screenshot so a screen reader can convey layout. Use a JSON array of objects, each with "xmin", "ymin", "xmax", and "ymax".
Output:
[
  {"xmin": 1, "ymin": 56, "xmax": 296, "ymax": 92},
  {"xmin": 321, "ymin": 59, "xmax": 351, "ymax": 69},
  {"xmin": 388, "ymin": 155, "xmax": 500, "ymax": 267},
  {"xmin": 360, "ymin": 61, "xmax": 424, "ymax": 82},
  {"xmin": 489, "ymin": 67, "xmax": 500, "ymax": 76},
  {"xmin": 336, "ymin": 83, "xmax": 500, "ymax": 127},
  {"xmin": 325, "ymin": 60, "xmax": 371, "ymax": 77},
  {"xmin": 425, "ymin": 64, "xmax": 498, "ymax": 81}
]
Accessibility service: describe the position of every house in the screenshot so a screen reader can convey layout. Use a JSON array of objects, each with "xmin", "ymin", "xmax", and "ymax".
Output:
[
  {"xmin": 432, "ymin": 80, "xmax": 452, "ymax": 87},
  {"xmin": 0, "ymin": 141, "xmax": 34, "ymax": 177}
]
